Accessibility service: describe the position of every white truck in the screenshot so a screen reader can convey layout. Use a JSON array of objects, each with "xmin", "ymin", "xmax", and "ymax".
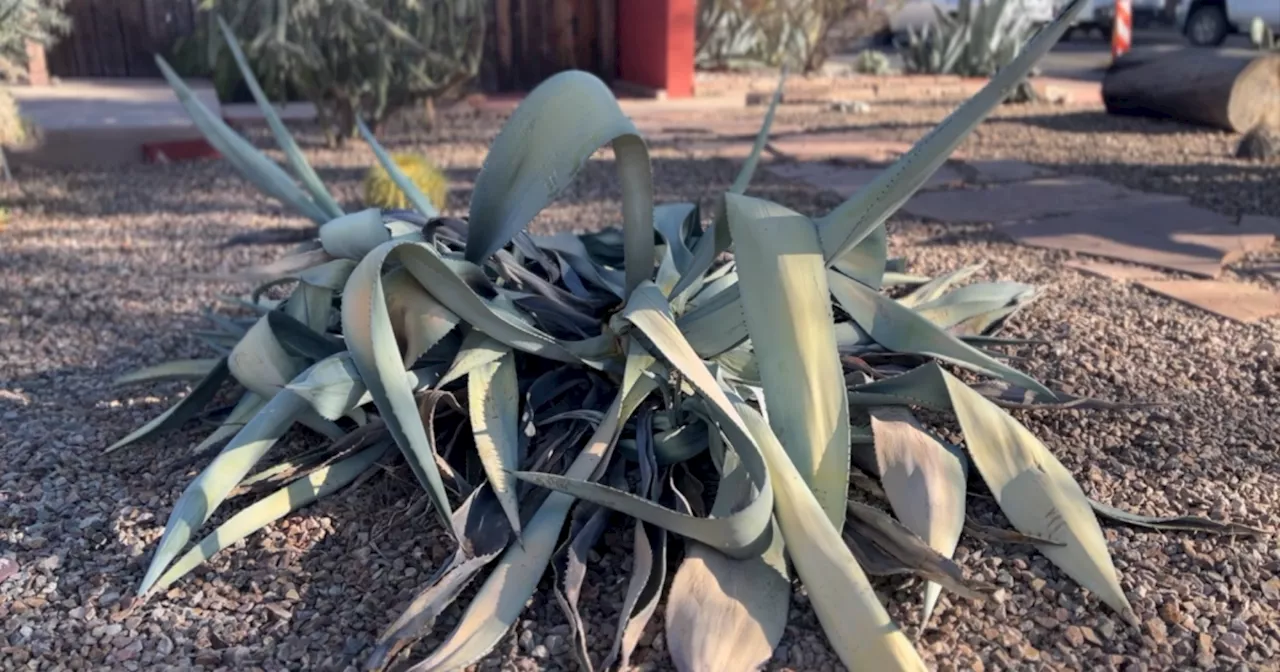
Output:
[
  {"xmin": 1175, "ymin": 0, "xmax": 1280, "ymax": 46},
  {"xmin": 1055, "ymin": 0, "xmax": 1168, "ymax": 40}
]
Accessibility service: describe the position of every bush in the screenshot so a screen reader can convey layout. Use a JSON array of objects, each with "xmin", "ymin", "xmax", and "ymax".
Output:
[
  {"xmin": 696, "ymin": 0, "xmax": 886, "ymax": 73},
  {"xmin": 189, "ymin": 0, "xmax": 485, "ymax": 146},
  {"xmin": 0, "ymin": 0, "xmax": 70, "ymax": 82}
]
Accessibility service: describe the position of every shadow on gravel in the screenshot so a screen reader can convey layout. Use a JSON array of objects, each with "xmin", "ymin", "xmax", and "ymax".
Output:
[{"xmin": 1012, "ymin": 110, "xmax": 1229, "ymax": 136}]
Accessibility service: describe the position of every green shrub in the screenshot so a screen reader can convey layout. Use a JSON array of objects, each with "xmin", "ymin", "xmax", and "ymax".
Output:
[
  {"xmin": 697, "ymin": 0, "xmax": 864, "ymax": 72},
  {"xmin": 0, "ymin": 0, "xmax": 70, "ymax": 82},
  {"xmin": 189, "ymin": 0, "xmax": 484, "ymax": 146}
]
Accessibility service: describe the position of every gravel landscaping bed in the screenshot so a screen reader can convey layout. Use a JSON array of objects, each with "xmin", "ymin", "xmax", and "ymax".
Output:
[{"xmin": 1, "ymin": 102, "xmax": 1278, "ymax": 671}]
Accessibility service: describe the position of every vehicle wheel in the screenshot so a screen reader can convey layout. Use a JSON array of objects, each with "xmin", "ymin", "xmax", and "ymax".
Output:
[
  {"xmin": 1062, "ymin": 26, "xmax": 1075, "ymax": 41},
  {"xmin": 1184, "ymin": 5, "xmax": 1229, "ymax": 46}
]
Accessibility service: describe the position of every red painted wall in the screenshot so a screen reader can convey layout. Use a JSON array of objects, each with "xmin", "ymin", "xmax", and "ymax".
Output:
[{"xmin": 617, "ymin": 0, "xmax": 695, "ymax": 97}]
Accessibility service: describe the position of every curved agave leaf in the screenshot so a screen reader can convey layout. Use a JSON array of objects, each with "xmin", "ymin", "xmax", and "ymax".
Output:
[
  {"xmin": 229, "ymin": 316, "xmax": 307, "ymax": 398},
  {"xmin": 407, "ymin": 352, "xmax": 656, "ymax": 671},
  {"xmin": 816, "ymin": 0, "xmax": 1090, "ymax": 262},
  {"xmin": 154, "ymin": 57, "xmax": 328, "ymax": 224},
  {"xmin": 827, "ymin": 270, "xmax": 1055, "ymax": 399},
  {"xmin": 152, "ymin": 441, "xmax": 389, "ymax": 593},
  {"xmin": 466, "ymin": 70, "xmax": 654, "ymax": 297},
  {"xmin": 732, "ymin": 397, "xmax": 927, "ymax": 671},
  {"xmin": 383, "ymin": 267, "xmax": 461, "ymax": 369},
  {"xmin": 665, "ymin": 430, "xmax": 789, "ymax": 672},
  {"xmin": 113, "ymin": 359, "xmax": 221, "ymax": 386},
  {"xmin": 870, "ymin": 406, "xmax": 967, "ymax": 626},
  {"xmin": 940, "ymin": 369, "xmax": 1137, "ymax": 625},
  {"xmin": 216, "ymin": 17, "xmax": 343, "ymax": 220},
  {"xmin": 106, "ymin": 359, "xmax": 231, "ymax": 454},
  {"xmin": 726, "ymin": 193, "xmax": 850, "ymax": 528},
  {"xmin": 341, "ymin": 242, "xmax": 458, "ymax": 532},
  {"xmin": 319, "ymin": 209, "xmax": 408, "ymax": 260},
  {"xmin": 468, "ymin": 348, "xmax": 524, "ymax": 539},
  {"xmin": 356, "ymin": 120, "xmax": 442, "ymax": 217},
  {"xmin": 831, "ymin": 223, "xmax": 888, "ymax": 291}
]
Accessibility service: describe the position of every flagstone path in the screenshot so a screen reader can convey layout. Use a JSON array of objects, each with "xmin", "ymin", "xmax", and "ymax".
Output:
[{"xmin": 630, "ymin": 109, "xmax": 1280, "ymax": 324}]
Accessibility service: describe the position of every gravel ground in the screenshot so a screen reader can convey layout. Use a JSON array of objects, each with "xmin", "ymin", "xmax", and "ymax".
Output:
[{"xmin": 2, "ymin": 97, "xmax": 1278, "ymax": 672}]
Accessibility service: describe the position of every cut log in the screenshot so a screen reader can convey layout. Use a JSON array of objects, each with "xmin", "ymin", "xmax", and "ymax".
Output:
[{"xmin": 1102, "ymin": 46, "xmax": 1280, "ymax": 132}]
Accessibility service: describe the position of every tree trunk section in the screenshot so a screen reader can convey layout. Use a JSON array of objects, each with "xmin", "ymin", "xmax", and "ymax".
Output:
[{"xmin": 1102, "ymin": 46, "xmax": 1280, "ymax": 132}]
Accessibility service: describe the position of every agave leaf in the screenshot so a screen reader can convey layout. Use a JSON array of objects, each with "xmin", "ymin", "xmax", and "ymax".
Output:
[
  {"xmin": 870, "ymin": 406, "xmax": 967, "ymax": 626},
  {"xmin": 283, "ymin": 352, "xmax": 368, "ymax": 421},
  {"xmin": 353, "ymin": 120, "xmax": 441, "ymax": 217},
  {"xmin": 228, "ymin": 316, "xmax": 307, "ymax": 398},
  {"xmin": 521, "ymin": 284, "xmax": 774, "ymax": 557},
  {"xmin": 1089, "ymin": 500, "xmax": 1271, "ymax": 538},
  {"xmin": 831, "ymin": 223, "xmax": 888, "ymax": 291},
  {"xmin": 438, "ymin": 330, "xmax": 510, "ymax": 388},
  {"xmin": 407, "ymin": 352, "xmax": 655, "ymax": 671},
  {"xmin": 941, "ymin": 369, "xmax": 1137, "ymax": 625},
  {"xmin": 466, "ymin": 71, "xmax": 654, "ymax": 297},
  {"xmin": 553, "ymin": 501, "xmax": 611, "ymax": 672},
  {"xmin": 675, "ymin": 282, "xmax": 749, "ymax": 359},
  {"xmin": 218, "ymin": 246, "xmax": 335, "ymax": 284},
  {"xmin": 601, "ymin": 410, "xmax": 667, "ymax": 671},
  {"xmin": 731, "ymin": 396, "xmax": 926, "ymax": 671},
  {"xmin": 216, "ymin": 17, "xmax": 343, "ymax": 219},
  {"xmin": 106, "ymin": 359, "xmax": 232, "ymax": 454},
  {"xmin": 844, "ymin": 500, "xmax": 990, "ymax": 602},
  {"xmin": 319, "ymin": 209, "xmax": 406, "ymax": 260},
  {"xmin": 530, "ymin": 232, "xmax": 626, "ymax": 298},
  {"xmin": 898, "ymin": 263, "xmax": 986, "ymax": 308},
  {"xmin": 154, "ymin": 57, "xmax": 327, "ymax": 224},
  {"xmin": 368, "ymin": 484, "xmax": 515, "ymax": 669},
  {"xmin": 283, "ymin": 282, "xmax": 336, "ymax": 336},
  {"xmin": 468, "ymin": 348, "xmax": 525, "ymax": 539},
  {"xmin": 139, "ymin": 380, "xmax": 315, "ymax": 595},
  {"xmin": 665, "ymin": 426, "xmax": 789, "ymax": 672},
  {"xmin": 827, "ymin": 270, "xmax": 1055, "ymax": 399},
  {"xmin": 342, "ymin": 242, "xmax": 457, "ymax": 532},
  {"xmin": 193, "ymin": 391, "xmax": 266, "ymax": 455},
  {"xmin": 113, "ymin": 359, "xmax": 222, "ymax": 387},
  {"xmin": 266, "ymin": 310, "xmax": 344, "ymax": 361},
  {"xmin": 726, "ymin": 193, "xmax": 850, "ymax": 528},
  {"xmin": 816, "ymin": 0, "xmax": 1089, "ymax": 262},
  {"xmin": 153, "ymin": 441, "xmax": 389, "ymax": 593},
  {"xmin": 383, "ymin": 267, "xmax": 462, "ymax": 369}
]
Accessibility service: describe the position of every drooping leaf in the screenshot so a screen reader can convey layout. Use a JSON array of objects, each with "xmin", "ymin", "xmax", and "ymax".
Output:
[
  {"xmin": 1090, "ymin": 500, "xmax": 1271, "ymax": 538},
  {"xmin": 466, "ymin": 70, "xmax": 654, "ymax": 298},
  {"xmin": 827, "ymin": 270, "xmax": 1055, "ymax": 399},
  {"xmin": 941, "ymin": 369, "xmax": 1137, "ymax": 625},
  {"xmin": 871, "ymin": 406, "xmax": 968, "ymax": 626}
]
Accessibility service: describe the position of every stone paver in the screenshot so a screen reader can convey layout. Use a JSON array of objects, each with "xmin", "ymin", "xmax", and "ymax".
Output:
[
  {"xmin": 1137, "ymin": 279, "xmax": 1280, "ymax": 323},
  {"xmin": 1063, "ymin": 260, "xmax": 1169, "ymax": 282},
  {"xmin": 1003, "ymin": 201, "xmax": 1274, "ymax": 278},
  {"xmin": 903, "ymin": 176, "xmax": 1184, "ymax": 224},
  {"xmin": 962, "ymin": 159, "xmax": 1057, "ymax": 184},
  {"xmin": 766, "ymin": 134, "xmax": 914, "ymax": 163},
  {"xmin": 767, "ymin": 161, "xmax": 964, "ymax": 198}
]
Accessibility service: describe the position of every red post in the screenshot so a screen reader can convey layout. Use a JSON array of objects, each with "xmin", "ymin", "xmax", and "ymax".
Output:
[
  {"xmin": 1112, "ymin": 0, "xmax": 1132, "ymax": 61},
  {"xmin": 617, "ymin": 0, "xmax": 696, "ymax": 98}
]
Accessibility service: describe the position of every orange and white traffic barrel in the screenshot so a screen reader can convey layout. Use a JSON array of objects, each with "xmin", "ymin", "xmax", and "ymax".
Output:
[{"xmin": 1112, "ymin": 0, "xmax": 1132, "ymax": 60}]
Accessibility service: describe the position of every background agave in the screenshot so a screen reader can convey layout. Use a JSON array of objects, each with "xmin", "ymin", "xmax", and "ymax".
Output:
[{"xmin": 110, "ymin": 5, "xmax": 1265, "ymax": 670}]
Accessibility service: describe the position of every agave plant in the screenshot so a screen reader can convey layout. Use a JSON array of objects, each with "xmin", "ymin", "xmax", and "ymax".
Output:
[
  {"xmin": 111, "ymin": 4, "xmax": 1267, "ymax": 670},
  {"xmin": 901, "ymin": 0, "xmax": 1040, "ymax": 102}
]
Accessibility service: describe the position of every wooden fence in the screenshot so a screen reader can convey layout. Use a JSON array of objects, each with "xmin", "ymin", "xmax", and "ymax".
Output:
[{"xmin": 45, "ymin": 0, "xmax": 617, "ymax": 90}]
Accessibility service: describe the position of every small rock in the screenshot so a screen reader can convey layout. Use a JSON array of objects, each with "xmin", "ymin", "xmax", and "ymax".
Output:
[
  {"xmin": 1216, "ymin": 632, "xmax": 1247, "ymax": 657},
  {"xmin": 518, "ymin": 629, "xmax": 534, "ymax": 652},
  {"xmin": 1034, "ymin": 615, "xmax": 1059, "ymax": 629},
  {"xmin": 1145, "ymin": 617, "xmax": 1168, "ymax": 644},
  {"xmin": 1097, "ymin": 618, "xmax": 1117, "ymax": 639},
  {"xmin": 1064, "ymin": 626, "xmax": 1086, "ymax": 647},
  {"xmin": 544, "ymin": 634, "xmax": 565, "ymax": 656},
  {"xmin": 1081, "ymin": 626, "xmax": 1103, "ymax": 646},
  {"xmin": 531, "ymin": 644, "xmax": 549, "ymax": 659}
]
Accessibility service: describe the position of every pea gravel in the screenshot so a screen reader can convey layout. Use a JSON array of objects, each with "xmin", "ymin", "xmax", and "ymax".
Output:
[{"xmin": 1, "ymin": 100, "xmax": 1278, "ymax": 672}]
